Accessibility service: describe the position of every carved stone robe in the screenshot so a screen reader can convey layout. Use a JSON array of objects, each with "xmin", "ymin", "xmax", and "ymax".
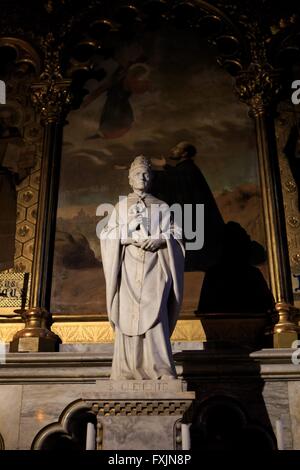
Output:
[{"xmin": 100, "ymin": 192, "xmax": 184, "ymax": 379}]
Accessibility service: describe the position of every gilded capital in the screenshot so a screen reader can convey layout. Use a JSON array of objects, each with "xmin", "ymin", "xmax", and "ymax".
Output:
[
  {"xmin": 30, "ymin": 32, "xmax": 73, "ymax": 124},
  {"xmin": 235, "ymin": 63, "xmax": 281, "ymax": 116},
  {"xmin": 31, "ymin": 79, "xmax": 73, "ymax": 124}
]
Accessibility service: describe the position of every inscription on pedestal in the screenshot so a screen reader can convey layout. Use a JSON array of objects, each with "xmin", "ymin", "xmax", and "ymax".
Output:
[
  {"xmin": 96, "ymin": 380, "xmax": 185, "ymax": 394},
  {"xmin": 113, "ymin": 381, "xmax": 171, "ymax": 392}
]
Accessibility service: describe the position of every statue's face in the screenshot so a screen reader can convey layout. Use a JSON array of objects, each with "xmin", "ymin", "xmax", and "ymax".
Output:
[{"xmin": 129, "ymin": 167, "xmax": 152, "ymax": 192}]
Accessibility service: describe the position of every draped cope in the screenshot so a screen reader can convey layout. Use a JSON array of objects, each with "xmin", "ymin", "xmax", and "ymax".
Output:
[{"xmin": 100, "ymin": 193, "xmax": 185, "ymax": 379}]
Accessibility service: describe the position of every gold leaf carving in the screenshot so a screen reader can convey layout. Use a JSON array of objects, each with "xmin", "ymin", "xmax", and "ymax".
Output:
[{"xmin": 0, "ymin": 320, "xmax": 206, "ymax": 344}]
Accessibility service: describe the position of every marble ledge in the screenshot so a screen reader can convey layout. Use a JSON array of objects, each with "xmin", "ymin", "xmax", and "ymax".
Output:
[
  {"xmin": 0, "ymin": 348, "xmax": 298, "ymax": 366},
  {"xmin": 0, "ymin": 351, "xmax": 112, "ymax": 363},
  {"xmin": 1, "ymin": 347, "xmax": 297, "ymax": 360},
  {"xmin": 250, "ymin": 348, "xmax": 300, "ymax": 362},
  {"xmin": 0, "ymin": 349, "xmax": 299, "ymax": 383},
  {"xmin": 60, "ymin": 341, "xmax": 205, "ymax": 353}
]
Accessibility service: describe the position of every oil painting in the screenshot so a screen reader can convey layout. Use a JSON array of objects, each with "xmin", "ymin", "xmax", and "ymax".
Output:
[{"xmin": 51, "ymin": 27, "xmax": 267, "ymax": 316}]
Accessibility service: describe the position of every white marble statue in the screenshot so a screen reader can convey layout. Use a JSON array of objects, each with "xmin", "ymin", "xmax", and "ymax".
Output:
[{"xmin": 100, "ymin": 155, "xmax": 185, "ymax": 380}]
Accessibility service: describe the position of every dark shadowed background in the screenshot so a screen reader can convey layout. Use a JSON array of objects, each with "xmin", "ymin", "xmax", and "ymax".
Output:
[{"xmin": 51, "ymin": 27, "xmax": 267, "ymax": 315}]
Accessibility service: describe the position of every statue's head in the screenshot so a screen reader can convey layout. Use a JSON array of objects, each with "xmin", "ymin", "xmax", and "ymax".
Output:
[{"xmin": 128, "ymin": 155, "xmax": 152, "ymax": 192}]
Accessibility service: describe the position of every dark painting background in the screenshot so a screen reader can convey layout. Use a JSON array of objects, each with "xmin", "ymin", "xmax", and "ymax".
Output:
[{"xmin": 51, "ymin": 28, "xmax": 267, "ymax": 315}]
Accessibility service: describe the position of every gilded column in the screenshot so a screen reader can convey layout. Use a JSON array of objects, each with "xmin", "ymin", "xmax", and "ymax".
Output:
[
  {"xmin": 236, "ymin": 62, "xmax": 298, "ymax": 347},
  {"xmin": 10, "ymin": 35, "xmax": 73, "ymax": 352}
]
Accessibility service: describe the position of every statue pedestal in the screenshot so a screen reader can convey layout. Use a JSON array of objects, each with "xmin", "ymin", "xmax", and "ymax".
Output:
[{"xmin": 85, "ymin": 380, "xmax": 195, "ymax": 450}]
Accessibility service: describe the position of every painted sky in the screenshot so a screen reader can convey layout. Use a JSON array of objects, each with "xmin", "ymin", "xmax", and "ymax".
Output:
[
  {"xmin": 59, "ymin": 27, "xmax": 258, "ymax": 215},
  {"xmin": 52, "ymin": 27, "xmax": 264, "ymax": 314}
]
